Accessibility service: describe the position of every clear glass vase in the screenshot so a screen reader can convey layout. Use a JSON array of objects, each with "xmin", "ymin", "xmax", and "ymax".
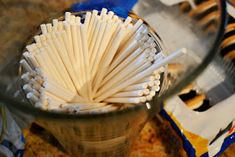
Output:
[{"xmin": 0, "ymin": 0, "xmax": 226, "ymax": 156}]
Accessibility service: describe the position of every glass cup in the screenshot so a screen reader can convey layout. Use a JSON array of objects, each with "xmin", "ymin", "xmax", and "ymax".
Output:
[{"xmin": 0, "ymin": 0, "xmax": 226, "ymax": 156}]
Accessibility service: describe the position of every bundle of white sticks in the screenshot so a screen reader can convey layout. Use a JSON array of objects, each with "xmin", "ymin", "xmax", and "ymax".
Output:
[{"xmin": 20, "ymin": 8, "xmax": 186, "ymax": 113}]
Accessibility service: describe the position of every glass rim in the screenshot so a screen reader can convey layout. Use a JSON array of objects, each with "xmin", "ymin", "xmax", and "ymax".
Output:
[{"xmin": 0, "ymin": 0, "xmax": 227, "ymax": 120}]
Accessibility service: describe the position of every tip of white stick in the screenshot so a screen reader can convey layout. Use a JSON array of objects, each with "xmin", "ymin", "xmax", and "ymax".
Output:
[
  {"xmin": 134, "ymin": 19, "xmax": 143, "ymax": 29},
  {"xmin": 181, "ymin": 48, "xmax": 187, "ymax": 54},
  {"xmin": 101, "ymin": 8, "xmax": 108, "ymax": 14},
  {"xmin": 34, "ymin": 35, "xmax": 40, "ymax": 43},
  {"xmin": 22, "ymin": 51, "xmax": 29, "ymax": 56},
  {"xmin": 127, "ymin": 24, "xmax": 133, "ymax": 29},
  {"xmin": 40, "ymin": 24, "xmax": 47, "ymax": 34},
  {"xmin": 146, "ymin": 95, "xmax": 153, "ymax": 101},
  {"xmin": 143, "ymin": 83, "xmax": 149, "ymax": 88},
  {"xmin": 42, "ymin": 82, "xmax": 48, "ymax": 88},
  {"xmin": 138, "ymin": 91, "xmax": 144, "ymax": 96},
  {"xmin": 92, "ymin": 10, "xmax": 98, "ymax": 15},
  {"xmin": 125, "ymin": 16, "xmax": 132, "ymax": 23},
  {"xmin": 19, "ymin": 59, "xmax": 25, "ymax": 64},
  {"xmin": 150, "ymin": 91, "xmax": 156, "ymax": 97},
  {"xmin": 35, "ymin": 68, "xmax": 43, "ymax": 75},
  {"xmin": 35, "ymin": 102, "xmax": 42, "ymax": 108},
  {"xmin": 52, "ymin": 19, "xmax": 58, "ymax": 25},
  {"xmin": 26, "ymin": 92, "xmax": 33, "ymax": 99},
  {"xmin": 155, "ymin": 74, "xmax": 161, "ymax": 80},
  {"xmin": 21, "ymin": 72, "xmax": 29, "ymax": 78},
  {"xmin": 148, "ymin": 81, "xmax": 154, "ymax": 87},
  {"xmin": 143, "ymin": 89, "xmax": 150, "ymax": 95},
  {"xmin": 140, "ymin": 97, "xmax": 147, "ymax": 103},
  {"xmin": 153, "ymin": 86, "xmax": 160, "ymax": 92},
  {"xmin": 26, "ymin": 45, "xmax": 33, "ymax": 52},
  {"xmin": 65, "ymin": 12, "xmax": 71, "ymax": 16},
  {"xmin": 112, "ymin": 15, "xmax": 119, "ymax": 21},
  {"xmin": 149, "ymin": 76, "xmax": 155, "ymax": 81},
  {"xmin": 107, "ymin": 11, "xmax": 114, "ymax": 19},
  {"xmin": 154, "ymin": 80, "xmax": 161, "ymax": 86},
  {"xmin": 86, "ymin": 11, "xmax": 92, "ymax": 16},
  {"xmin": 65, "ymin": 12, "xmax": 71, "ymax": 20},
  {"xmin": 39, "ymin": 87, "xmax": 44, "ymax": 93},
  {"xmin": 23, "ymin": 84, "xmax": 30, "ymax": 90},
  {"xmin": 75, "ymin": 16, "xmax": 81, "ymax": 24}
]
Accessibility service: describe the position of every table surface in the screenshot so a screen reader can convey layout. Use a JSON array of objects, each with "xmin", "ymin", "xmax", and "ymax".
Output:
[{"xmin": 0, "ymin": 0, "xmax": 235, "ymax": 156}]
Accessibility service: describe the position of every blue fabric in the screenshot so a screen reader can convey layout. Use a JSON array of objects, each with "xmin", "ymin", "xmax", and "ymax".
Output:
[
  {"xmin": 1, "ymin": 138, "xmax": 24, "ymax": 157},
  {"xmin": 71, "ymin": 0, "xmax": 138, "ymax": 18}
]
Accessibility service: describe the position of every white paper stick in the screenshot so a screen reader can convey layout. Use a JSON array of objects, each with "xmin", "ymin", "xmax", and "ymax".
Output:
[
  {"xmin": 80, "ymin": 24, "xmax": 92, "ymax": 99},
  {"xmin": 122, "ymin": 82, "xmax": 149, "ymax": 91},
  {"xmin": 105, "ymin": 97, "xmax": 146, "ymax": 104},
  {"xmin": 39, "ymin": 48, "xmax": 63, "ymax": 85},
  {"xmin": 90, "ymin": 22, "xmax": 107, "ymax": 71},
  {"xmin": 107, "ymin": 11, "xmax": 114, "ymax": 20},
  {"xmin": 64, "ymin": 22, "xmax": 75, "ymax": 60},
  {"xmin": 65, "ymin": 12, "xmax": 71, "ymax": 22},
  {"xmin": 46, "ymin": 96, "xmax": 66, "ymax": 111},
  {"xmin": 40, "ymin": 24, "xmax": 47, "ymax": 34},
  {"xmin": 95, "ymin": 48, "xmax": 187, "ymax": 101},
  {"xmin": 143, "ymin": 89, "xmax": 150, "ymax": 95},
  {"xmin": 119, "ymin": 19, "xmax": 143, "ymax": 47},
  {"xmin": 89, "ymin": 20, "xmax": 114, "ymax": 75},
  {"xmin": 84, "ymin": 12, "xmax": 91, "ymax": 29},
  {"xmin": 46, "ymin": 24, "xmax": 53, "ymax": 32},
  {"xmin": 27, "ymin": 92, "xmax": 39, "ymax": 103},
  {"xmin": 50, "ymin": 32, "xmax": 77, "ymax": 92},
  {"xmin": 43, "ymin": 81, "xmax": 84, "ymax": 102},
  {"xmin": 88, "ymin": 10, "xmax": 98, "ymax": 44},
  {"xmin": 75, "ymin": 16, "xmax": 81, "ymax": 24},
  {"xmin": 52, "ymin": 19, "xmax": 59, "ymax": 26},
  {"xmin": 40, "ymin": 39, "xmax": 73, "ymax": 89},
  {"xmin": 34, "ymin": 35, "xmax": 41, "ymax": 44},
  {"xmin": 98, "ymin": 54, "xmax": 151, "ymax": 94},
  {"xmin": 154, "ymin": 80, "xmax": 161, "ymax": 86},
  {"xmin": 20, "ymin": 59, "xmax": 33, "ymax": 72},
  {"xmin": 100, "ymin": 8, "xmax": 108, "ymax": 18},
  {"xmin": 21, "ymin": 72, "xmax": 32, "ymax": 83},
  {"xmin": 70, "ymin": 15, "xmax": 75, "ymax": 24},
  {"xmin": 41, "ymin": 45, "xmax": 67, "ymax": 87},
  {"xmin": 23, "ymin": 52, "xmax": 39, "ymax": 68},
  {"xmin": 112, "ymin": 90, "xmax": 145, "ymax": 98},
  {"xmin": 92, "ymin": 26, "xmax": 126, "ymax": 92},
  {"xmin": 70, "ymin": 24, "xmax": 85, "ymax": 94},
  {"xmin": 74, "ymin": 24, "xmax": 87, "ymax": 91},
  {"xmin": 34, "ymin": 76, "xmax": 44, "ymax": 85},
  {"xmin": 89, "ymin": 15, "xmax": 101, "ymax": 49},
  {"xmin": 23, "ymin": 84, "xmax": 34, "ymax": 93},
  {"xmin": 58, "ymin": 22, "xmax": 64, "ymax": 31},
  {"xmin": 155, "ymin": 73, "xmax": 161, "ymax": 80},
  {"xmin": 124, "ymin": 16, "xmax": 132, "ymax": 26},
  {"xmin": 102, "ymin": 47, "xmax": 147, "ymax": 85},
  {"xmin": 109, "ymin": 35, "xmax": 146, "ymax": 71},
  {"xmin": 152, "ymin": 86, "xmax": 160, "ymax": 92}
]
